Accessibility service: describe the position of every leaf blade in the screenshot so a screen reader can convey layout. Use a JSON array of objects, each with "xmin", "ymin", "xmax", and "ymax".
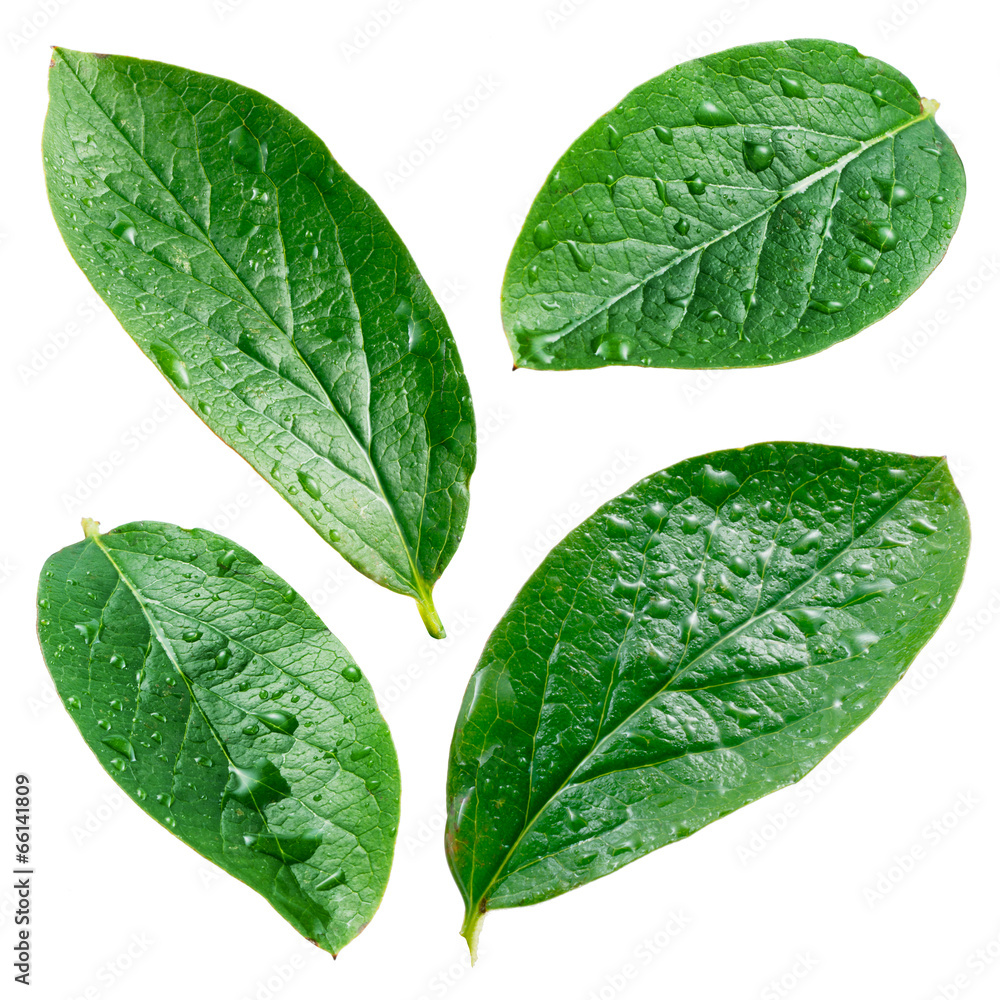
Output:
[
  {"xmin": 37, "ymin": 520, "xmax": 400, "ymax": 955},
  {"xmin": 502, "ymin": 39, "xmax": 965, "ymax": 369},
  {"xmin": 446, "ymin": 443, "xmax": 969, "ymax": 941},
  {"xmin": 43, "ymin": 49, "xmax": 475, "ymax": 634}
]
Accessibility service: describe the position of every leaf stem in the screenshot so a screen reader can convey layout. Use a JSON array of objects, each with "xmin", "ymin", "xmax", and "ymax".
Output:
[
  {"xmin": 460, "ymin": 906, "xmax": 485, "ymax": 964},
  {"xmin": 415, "ymin": 587, "xmax": 446, "ymax": 640}
]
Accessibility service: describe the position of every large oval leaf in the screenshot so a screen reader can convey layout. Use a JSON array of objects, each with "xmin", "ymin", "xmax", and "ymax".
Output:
[
  {"xmin": 43, "ymin": 49, "xmax": 476, "ymax": 637},
  {"xmin": 37, "ymin": 519, "xmax": 399, "ymax": 956},
  {"xmin": 502, "ymin": 39, "xmax": 964, "ymax": 370},
  {"xmin": 446, "ymin": 443, "xmax": 969, "ymax": 954}
]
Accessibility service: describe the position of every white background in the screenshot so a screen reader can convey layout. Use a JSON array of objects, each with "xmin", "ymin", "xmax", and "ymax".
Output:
[{"xmin": 4, "ymin": 0, "xmax": 999, "ymax": 997}]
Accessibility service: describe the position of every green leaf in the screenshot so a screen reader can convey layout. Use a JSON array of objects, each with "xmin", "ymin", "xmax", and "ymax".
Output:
[
  {"xmin": 446, "ymin": 443, "xmax": 969, "ymax": 954},
  {"xmin": 37, "ymin": 519, "xmax": 400, "ymax": 956},
  {"xmin": 43, "ymin": 49, "xmax": 476, "ymax": 637},
  {"xmin": 502, "ymin": 39, "xmax": 965, "ymax": 370}
]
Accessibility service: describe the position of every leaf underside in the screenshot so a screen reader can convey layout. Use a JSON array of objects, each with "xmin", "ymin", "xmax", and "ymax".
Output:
[
  {"xmin": 446, "ymin": 442, "xmax": 969, "ymax": 945},
  {"xmin": 37, "ymin": 521, "xmax": 400, "ymax": 955},
  {"xmin": 502, "ymin": 38, "xmax": 965, "ymax": 370},
  {"xmin": 43, "ymin": 49, "xmax": 476, "ymax": 635}
]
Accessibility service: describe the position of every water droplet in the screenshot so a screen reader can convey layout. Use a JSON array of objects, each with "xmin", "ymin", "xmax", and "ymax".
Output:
[
  {"xmin": 929, "ymin": 194, "xmax": 945, "ymax": 204},
  {"xmin": 296, "ymin": 469, "xmax": 322, "ymax": 501},
  {"xmin": 253, "ymin": 709, "xmax": 299, "ymax": 735},
  {"xmin": 778, "ymin": 75, "xmax": 806, "ymax": 98},
  {"xmin": 843, "ymin": 578, "xmax": 895, "ymax": 605},
  {"xmin": 244, "ymin": 828, "xmax": 323, "ymax": 864},
  {"xmin": 533, "ymin": 220, "xmax": 557, "ymax": 250},
  {"xmin": 674, "ymin": 218, "xmax": 690, "ymax": 236},
  {"xmin": 228, "ymin": 124, "xmax": 268, "ymax": 172},
  {"xmin": 842, "ymin": 628, "xmax": 880, "ymax": 656},
  {"xmin": 156, "ymin": 792, "xmax": 174, "ymax": 808},
  {"xmin": 109, "ymin": 653, "xmax": 126, "ymax": 669},
  {"xmin": 150, "ymin": 342, "xmax": 191, "ymax": 390},
  {"xmin": 181, "ymin": 629, "xmax": 202, "ymax": 642},
  {"xmin": 846, "ymin": 252, "xmax": 877, "ymax": 275},
  {"xmin": 652, "ymin": 125, "xmax": 673, "ymax": 144},
  {"xmin": 693, "ymin": 101, "xmax": 736, "ymax": 127},
  {"xmin": 684, "ymin": 173, "xmax": 707, "ymax": 196},
  {"xmin": 606, "ymin": 123, "xmax": 622, "ymax": 149},
  {"xmin": 790, "ymin": 528, "xmax": 822, "ymax": 554},
  {"xmin": 910, "ymin": 517, "xmax": 937, "ymax": 535},
  {"xmin": 808, "ymin": 297, "xmax": 846, "ymax": 315},
  {"xmin": 217, "ymin": 549, "xmax": 237, "ymax": 572},
  {"xmin": 786, "ymin": 607, "xmax": 828, "ymax": 636},
  {"xmin": 566, "ymin": 240, "xmax": 591, "ymax": 272},
  {"xmin": 594, "ymin": 336, "xmax": 632, "ymax": 363},
  {"xmin": 743, "ymin": 140, "xmax": 775, "ymax": 172},
  {"xmin": 225, "ymin": 760, "xmax": 290, "ymax": 810},
  {"xmin": 75, "ymin": 620, "xmax": 101, "ymax": 645},
  {"xmin": 150, "ymin": 712, "xmax": 166, "ymax": 723},
  {"xmin": 871, "ymin": 88, "xmax": 887, "ymax": 108},
  {"xmin": 66, "ymin": 696, "xmax": 82, "ymax": 710},
  {"xmin": 350, "ymin": 745, "xmax": 373, "ymax": 762},
  {"xmin": 653, "ymin": 176, "xmax": 668, "ymax": 203},
  {"xmin": 856, "ymin": 222, "xmax": 898, "ymax": 251},
  {"xmin": 316, "ymin": 869, "xmax": 346, "ymax": 890},
  {"xmin": 109, "ymin": 757, "xmax": 126, "ymax": 772},
  {"xmin": 215, "ymin": 648, "xmax": 233, "ymax": 669},
  {"xmin": 281, "ymin": 585, "xmax": 296, "ymax": 604},
  {"xmin": 876, "ymin": 179, "xmax": 914, "ymax": 207},
  {"xmin": 109, "ymin": 209, "xmax": 137, "ymax": 245},
  {"xmin": 342, "ymin": 664, "xmax": 362, "ymax": 683}
]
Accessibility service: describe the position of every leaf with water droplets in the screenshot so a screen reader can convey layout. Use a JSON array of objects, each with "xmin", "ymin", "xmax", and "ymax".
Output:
[
  {"xmin": 43, "ymin": 49, "xmax": 475, "ymax": 637},
  {"xmin": 446, "ymin": 443, "xmax": 968, "ymax": 955},
  {"xmin": 36, "ymin": 520, "xmax": 400, "ymax": 956},
  {"xmin": 502, "ymin": 39, "xmax": 965, "ymax": 369}
]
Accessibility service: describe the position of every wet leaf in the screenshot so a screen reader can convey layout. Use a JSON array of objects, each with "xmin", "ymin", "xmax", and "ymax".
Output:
[
  {"xmin": 447, "ymin": 443, "xmax": 968, "ymax": 954},
  {"xmin": 43, "ymin": 49, "xmax": 476, "ymax": 636},
  {"xmin": 37, "ymin": 519, "xmax": 399, "ymax": 955},
  {"xmin": 502, "ymin": 39, "xmax": 964, "ymax": 370}
]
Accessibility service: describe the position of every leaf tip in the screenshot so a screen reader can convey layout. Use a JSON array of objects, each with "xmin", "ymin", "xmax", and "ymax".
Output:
[{"xmin": 81, "ymin": 517, "xmax": 101, "ymax": 540}]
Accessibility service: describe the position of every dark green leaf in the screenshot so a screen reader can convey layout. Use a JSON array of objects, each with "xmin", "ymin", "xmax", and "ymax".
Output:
[
  {"xmin": 43, "ymin": 49, "xmax": 476, "ymax": 636},
  {"xmin": 502, "ymin": 39, "xmax": 964, "ymax": 370},
  {"xmin": 446, "ymin": 443, "xmax": 969, "ymax": 954},
  {"xmin": 37, "ymin": 519, "xmax": 399, "ymax": 955}
]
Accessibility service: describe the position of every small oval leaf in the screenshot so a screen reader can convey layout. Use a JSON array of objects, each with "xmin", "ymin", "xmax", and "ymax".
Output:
[
  {"xmin": 446, "ymin": 443, "xmax": 969, "ymax": 953},
  {"xmin": 43, "ymin": 49, "xmax": 476, "ymax": 636},
  {"xmin": 37, "ymin": 520, "xmax": 400, "ymax": 956},
  {"xmin": 502, "ymin": 39, "xmax": 965, "ymax": 370}
]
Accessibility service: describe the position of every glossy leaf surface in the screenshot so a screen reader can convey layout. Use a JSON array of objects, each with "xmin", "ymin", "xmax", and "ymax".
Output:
[
  {"xmin": 502, "ymin": 39, "xmax": 964, "ymax": 370},
  {"xmin": 43, "ymin": 49, "xmax": 476, "ymax": 636},
  {"xmin": 37, "ymin": 520, "xmax": 399, "ymax": 955},
  {"xmin": 447, "ymin": 443, "xmax": 968, "ymax": 951}
]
